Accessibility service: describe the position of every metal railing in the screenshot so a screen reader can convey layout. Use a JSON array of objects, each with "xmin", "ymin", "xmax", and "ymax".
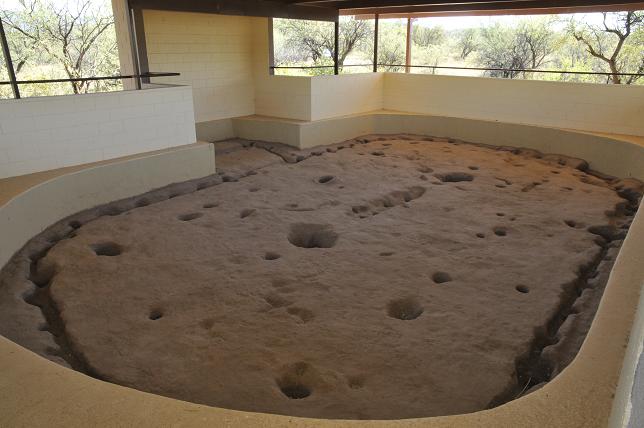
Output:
[
  {"xmin": 270, "ymin": 64, "xmax": 372, "ymax": 70},
  {"xmin": 0, "ymin": 72, "xmax": 181, "ymax": 99},
  {"xmin": 270, "ymin": 64, "xmax": 644, "ymax": 80}
]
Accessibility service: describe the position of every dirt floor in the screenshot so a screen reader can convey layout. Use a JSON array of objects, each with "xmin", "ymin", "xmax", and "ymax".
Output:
[{"xmin": 0, "ymin": 134, "xmax": 641, "ymax": 420}]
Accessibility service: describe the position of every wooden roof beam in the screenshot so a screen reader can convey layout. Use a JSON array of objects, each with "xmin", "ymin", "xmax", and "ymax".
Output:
[
  {"xmin": 345, "ymin": 2, "xmax": 644, "ymax": 18},
  {"xmin": 128, "ymin": 0, "xmax": 339, "ymax": 21},
  {"xmin": 339, "ymin": 0, "xmax": 644, "ymax": 16}
]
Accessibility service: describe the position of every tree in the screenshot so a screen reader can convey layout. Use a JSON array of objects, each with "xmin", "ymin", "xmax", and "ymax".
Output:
[
  {"xmin": 1, "ymin": 1, "xmax": 40, "ymax": 75},
  {"xmin": 478, "ymin": 20, "xmax": 556, "ymax": 79},
  {"xmin": 1, "ymin": 0, "xmax": 118, "ymax": 94},
  {"xmin": 458, "ymin": 28, "xmax": 478, "ymax": 59},
  {"xmin": 275, "ymin": 17, "xmax": 371, "ymax": 70},
  {"xmin": 339, "ymin": 17, "xmax": 372, "ymax": 67},
  {"xmin": 412, "ymin": 25, "xmax": 445, "ymax": 48},
  {"xmin": 569, "ymin": 11, "xmax": 644, "ymax": 84},
  {"xmin": 366, "ymin": 21, "xmax": 404, "ymax": 72},
  {"xmin": 0, "ymin": 52, "xmax": 11, "ymax": 98},
  {"xmin": 377, "ymin": 41, "xmax": 405, "ymax": 72}
]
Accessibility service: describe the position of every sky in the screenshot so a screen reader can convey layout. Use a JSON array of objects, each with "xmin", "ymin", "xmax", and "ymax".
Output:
[
  {"xmin": 3, "ymin": 0, "xmax": 111, "ymax": 13},
  {"xmin": 2, "ymin": 0, "xmax": 635, "ymax": 30},
  {"xmin": 413, "ymin": 13, "xmax": 609, "ymax": 30}
]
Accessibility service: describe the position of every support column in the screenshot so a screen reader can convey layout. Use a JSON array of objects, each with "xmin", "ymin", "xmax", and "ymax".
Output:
[
  {"xmin": 373, "ymin": 14, "xmax": 379, "ymax": 73},
  {"xmin": 405, "ymin": 17, "xmax": 412, "ymax": 73},
  {"xmin": 334, "ymin": 20, "xmax": 339, "ymax": 75},
  {"xmin": 111, "ymin": 0, "xmax": 138, "ymax": 90},
  {"xmin": 0, "ymin": 18, "xmax": 20, "ymax": 98},
  {"xmin": 131, "ymin": 8, "xmax": 150, "ymax": 85},
  {"xmin": 268, "ymin": 18, "xmax": 275, "ymax": 75}
]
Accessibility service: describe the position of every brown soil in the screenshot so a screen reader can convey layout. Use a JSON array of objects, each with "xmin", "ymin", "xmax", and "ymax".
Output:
[{"xmin": 0, "ymin": 134, "xmax": 641, "ymax": 420}]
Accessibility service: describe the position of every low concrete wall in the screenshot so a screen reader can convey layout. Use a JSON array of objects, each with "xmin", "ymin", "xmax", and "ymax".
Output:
[
  {"xmin": 0, "ymin": 143, "xmax": 215, "ymax": 268},
  {"xmin": 384, "ymin": 73, "xmax": 644, "ymax": 137},
  {"xmin": 233, "ymin": 112, "xmax": 644, "ymax": 180},
  {"xmin": 610, "ymin": 279, "xmax": 644, "ymax": 428},
  {"xmin": 253, "ymin": 74, "xmax": 384, "ymax": 123},
  {"xmin": 310, "ymin": 73, "xmax": 384, "ymax": 121},
  {"xmin": 0, "ymin": 85, "xmax": 197, "ymax": 179},
  {"xmin": 247, "ymin": 73, "xmax": 644, "ymax": 138},
  {"xmin": 255, "ymin": 76, "xmax": 312, "ymax": 121},
  {"xmin": 195, "ymin": 118, "xmax": 236, "ymax": 141}
]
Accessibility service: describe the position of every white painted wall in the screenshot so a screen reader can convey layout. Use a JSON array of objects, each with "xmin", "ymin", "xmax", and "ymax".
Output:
[
  {"xmin": 145, "ymin": 11, "xmax": 256, "ymax": 124},
  {"xmin": 255, "ymin": 76, "xmax": 312, "ymax": 121},
  {"xmin": 0, "ymin": 85, "xmax": 196, "ymax": 179},
  {"xmin": 253, "ymin": 73, "xmax": 384, "ymax": 122},
  {"xmin": 384, "ymin": 73, "xmax": 644, "ymax": 136},
  {"xmin": 310, "ymin": 73, "xmax": 384, "ymax": 120},
  {"xmin": 249, "ymin": 71, "xmax": 644, "ymax": 137},
  {"xmin": 610, "ymin": 277, "xmax": 644, "ymax": 428}
]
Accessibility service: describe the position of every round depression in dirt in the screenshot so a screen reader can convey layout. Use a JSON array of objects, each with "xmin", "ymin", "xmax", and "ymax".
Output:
[{"xmin": 1, "ymin": 135, "xmax": 640, "ymax": 420}]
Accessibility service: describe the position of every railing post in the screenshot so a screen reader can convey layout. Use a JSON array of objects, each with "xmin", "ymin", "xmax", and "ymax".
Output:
[
  {"xmin": 268, "ymin": 18, "xmax": 275, "ymax": 76},
  {"xmin": 405, "ymin": 17, "xmax": 412, "ymax": 73},
  {"xmin": 373, "ymin": 14, "xmax": 379, "ymax": 73},
  {"xmin": 131, "ymin": 8, "xmax": 150, "ymax": 85},
  {"xmin": 334, "ymin": 20, "xmax": 339, "ymax": 75},
  {"xmin": 127, "ymin": 7, "xmax": 142, "ymax": 89},
  {"xmin": 112, "ymin": 0, "xmax": 137, "ymax": 90},
  {"xmin": 0, "ymin": 17, "xmax": 20, "ymax": 99}
]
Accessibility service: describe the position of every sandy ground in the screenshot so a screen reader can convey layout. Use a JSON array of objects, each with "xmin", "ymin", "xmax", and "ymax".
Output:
[{"xmin": 0, "ymin": 135, "xmax": 640, "ymax": 420}]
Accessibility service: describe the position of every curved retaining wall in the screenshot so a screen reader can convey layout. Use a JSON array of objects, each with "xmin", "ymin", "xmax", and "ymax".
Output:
[
  {"xmin": 0, "ymin": 143, "xmax": 215, "ymax": 268},
  {"xmin": 0, "ymin": 119, "xmax": 642, "ymax": 427},
  {"xmin": 234, "ymin": 112, "xmax": 644, "ymax": 181}
]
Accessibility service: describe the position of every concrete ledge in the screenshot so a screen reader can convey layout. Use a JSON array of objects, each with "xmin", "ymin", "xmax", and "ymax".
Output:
[
  {"xmin": 610, "ymin": 269, "xmax": 644, "ymax": 428},
  {"xmin": 0, "ymin": 142, "xmax": 215, "ymax": 268},
  {"xmin": 233, "ymin": 111, "xmax": 644, "ymax": 180},
  {"xmin": 196, "ymin": 118, "xmax": 236, "ymax": 142}
]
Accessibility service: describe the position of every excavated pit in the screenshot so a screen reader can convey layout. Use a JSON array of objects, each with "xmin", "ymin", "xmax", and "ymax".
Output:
[{"xmin": 0, "ymin": 134, "xmax": 641, "ymax": 420}]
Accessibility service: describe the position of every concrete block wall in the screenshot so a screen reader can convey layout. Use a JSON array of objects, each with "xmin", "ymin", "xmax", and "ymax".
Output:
[
  {"xmin": 310, "ymin": 73, "xmax": 384, "ymax": 120},
  {"xmin": 250, "ymin": 71, "xmax": 644, "ymax": 137},
  {"xmin": 255, "ymin": 76, "xmax": 312, "ymax": 121},
  {"xmin": 252, "ymin": 73, "xmax": 384, "ymax": 122},
  {"xmin": 251, "ymin": 70, "xmax": 644, "ymax": 138},
  {"xmin": 145, "ymin": 11, "xmax": 256, "ymax": 124},
  {"xmin": 384, "ymin": 73, "xmax": 644, "ymax": 136},
  {"xmin": 0, "ymin": 85, "xmax": 196, "ymax": 179}
]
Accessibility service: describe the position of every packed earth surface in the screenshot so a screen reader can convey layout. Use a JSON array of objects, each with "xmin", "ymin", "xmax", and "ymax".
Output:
[{"xmin": 0, "ymin": 134, "xmax": 641, "ymax": 420}]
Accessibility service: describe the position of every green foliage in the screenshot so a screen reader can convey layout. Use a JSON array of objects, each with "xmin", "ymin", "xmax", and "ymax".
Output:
[
  {"xmin": 457, "ymin": 28, "xmax": 478, "ymax": 59},
  {"xmin": 1, "ymin": 0, "xmax": 120, "ymax": 97},
  {"xmin": 273, "ymin": 16, "xmax": 372, "ymax": 75},
  {"xmin": 412, "ymin": 25, "xmax": 445, "ymax": 48},
  {"xmin": 375, "ymin": 21, "xmax": 406, "ymax": 72},
  {"xmin": 0, "ymin": 50, "xmax": 12, "ymax": 99},
  {"xmin": 568, "ymin": 12, "xmax": 643, "ymax": 84},
  {"xmin": 478, "ymin": 19, "xmax": 557, "ymax": 79},
  {"xmin": 274, "ymin": 12, "xmax": 642, "ymax": 84}
]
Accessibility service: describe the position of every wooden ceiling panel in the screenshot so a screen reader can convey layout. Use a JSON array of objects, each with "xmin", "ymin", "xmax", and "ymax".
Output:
[{"xmin": 128, "ymin": 0, "xmax": 643, "ymax": 20}]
